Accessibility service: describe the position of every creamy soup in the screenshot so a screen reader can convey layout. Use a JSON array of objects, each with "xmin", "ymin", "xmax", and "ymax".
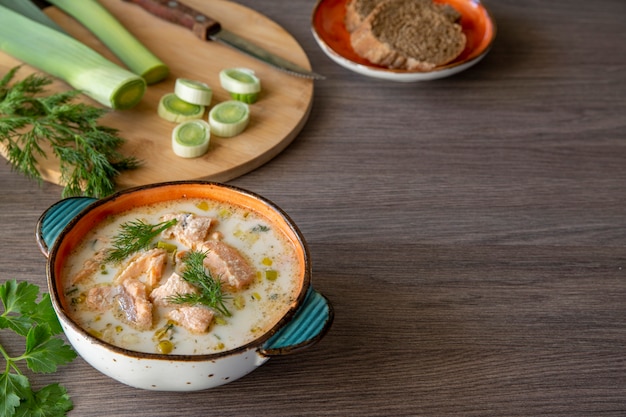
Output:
[{"xmin": 61, "ymin": 198, "xmax": 301, "ymax": 355}]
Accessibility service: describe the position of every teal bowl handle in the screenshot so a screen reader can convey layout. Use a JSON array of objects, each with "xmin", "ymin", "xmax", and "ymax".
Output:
[
  {"xmin": 260, "ymin": 288, "xmax": 334, "ymax": 356},
  {"xmin": 36, "ymin": 197, "xmax": 97, "ymax": 258}
]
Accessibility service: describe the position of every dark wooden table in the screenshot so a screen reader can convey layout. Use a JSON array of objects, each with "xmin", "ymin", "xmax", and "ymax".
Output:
[{"xmin": 2, "ymin": 0, "xmax": 626, "ymax": 415}]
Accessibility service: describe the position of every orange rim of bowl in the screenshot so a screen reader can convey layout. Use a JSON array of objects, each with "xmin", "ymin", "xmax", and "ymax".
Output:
[{"xmin": 312, "ymin": 0, "xmax": 496, "ymax": 73}]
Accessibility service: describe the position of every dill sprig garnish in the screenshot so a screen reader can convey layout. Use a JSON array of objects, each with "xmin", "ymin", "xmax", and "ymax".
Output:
[
  {"xmin": 168, "ymin": 250, "xmax": 231, "ymax": 317},
  {"xmin": 105, "ymin": 218, "xmax": 177, "ymax": 263},
  {"xmin": 0, "ymin": 66, "xmax": 140, "ymax": 198}
]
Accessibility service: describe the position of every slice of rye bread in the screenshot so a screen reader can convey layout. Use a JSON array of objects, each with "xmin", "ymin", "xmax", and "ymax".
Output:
[
  {"xmin": 345, "ymin": 0, "xmax": 462, "ymax": 34},
  {"xmin": 345, "ymin": 0, "xmax": 383, "ymax": 32},
  {"xmin": 349, "ymin": 0, "xmax": 466, "ymax": 71}
]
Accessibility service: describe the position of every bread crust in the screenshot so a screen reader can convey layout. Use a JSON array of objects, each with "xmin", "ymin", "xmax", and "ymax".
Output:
[{"xmin": 349, "ymin": 0, "xmax": 466, "ymax": 71}]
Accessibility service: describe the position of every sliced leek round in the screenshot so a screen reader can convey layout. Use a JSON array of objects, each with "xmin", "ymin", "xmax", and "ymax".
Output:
[
  {"xmin": 172, "ymin": 119, "xmax": 211, "ymax": 158},
  {"xmin": 174, "ymin": 78, "xmax": 213, "ymax": 106},
  {"xmin": 219, "ymin": 68, "xmax": 261, "ymax": 104},
  {"xmin": 208, "ymin": 100, "xmax": 250, "ymax": 138},
  {"xmin": 158, "ymin": 93, "xmax": 205, "ymax": 123}
]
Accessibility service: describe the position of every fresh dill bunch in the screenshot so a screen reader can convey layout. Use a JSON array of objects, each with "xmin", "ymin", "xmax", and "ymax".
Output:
[
  {"xmin": 168, "ymin": 250, "xmax": 231, "ymax": 317},
  {"xmin": 0, "ymin": 66, "xmax": 140, "ymax": 198},
  {"xmin": 105, "ymin": 218, "xmax": 178, "ymax": 263}
]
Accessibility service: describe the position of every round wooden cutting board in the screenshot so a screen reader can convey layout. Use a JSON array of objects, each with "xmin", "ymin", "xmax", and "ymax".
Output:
[{"xmin": 0, "ymin": 0, "xmax": 315, "ymax": 189}]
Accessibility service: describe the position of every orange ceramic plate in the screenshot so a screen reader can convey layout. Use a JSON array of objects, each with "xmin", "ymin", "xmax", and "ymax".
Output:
[{"xmin": 311, "ymin": 0, "xmax": 496, "ymax": 81}]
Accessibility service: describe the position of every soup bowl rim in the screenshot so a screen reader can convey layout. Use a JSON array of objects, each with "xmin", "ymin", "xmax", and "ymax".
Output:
[{"xmin": 42, "ymin": 180, "xmax": 314, "ymax": 362}]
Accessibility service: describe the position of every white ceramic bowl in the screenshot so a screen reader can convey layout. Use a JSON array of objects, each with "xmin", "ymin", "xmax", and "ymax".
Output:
[
  {"xmin": 37, "ymin": 181, "xmax": 333, "ymax": 391},
  {"xmin": 311, "ymin": 0, "xmax": 496, "ymax": 81}
]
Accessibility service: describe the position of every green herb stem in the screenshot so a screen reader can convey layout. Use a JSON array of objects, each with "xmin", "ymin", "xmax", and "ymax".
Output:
[
  {"xmin": 105, "ymin": 218, "xmax": 178, "ymax": 263},
  {"xmin": 168, "ymin": 250, "xmax": 231, "ymax": 317}
]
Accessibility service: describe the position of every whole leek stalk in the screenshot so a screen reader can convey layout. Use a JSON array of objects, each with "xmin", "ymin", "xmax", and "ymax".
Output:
[
  {"xmin": 0, "ymin": 5, "xmax": 146, "ymax": 110},
  {"xmin": 46, "ymin": 0, "xmax": 169, "ymax": 85},
  {"xmin": 0, "ymin": 0, "xmax": 67, "ymax": 34}
]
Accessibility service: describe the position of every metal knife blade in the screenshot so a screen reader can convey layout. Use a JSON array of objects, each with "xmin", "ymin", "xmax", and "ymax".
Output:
[{"xmin": 122, "ymin": 0, "xmax": 325, "ymax": 80}]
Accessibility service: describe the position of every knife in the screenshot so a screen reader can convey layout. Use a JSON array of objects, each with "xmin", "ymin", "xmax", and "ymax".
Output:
[{"xmin": 122, "ymin": 0, "xmax": 324, "ymax": 80}]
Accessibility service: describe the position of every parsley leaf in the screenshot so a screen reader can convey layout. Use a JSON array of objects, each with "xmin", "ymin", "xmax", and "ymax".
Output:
[
  {"xmin": 0, "ymin": 279, "xmax": 39, "ymax": 313},
  {"xmin": 28, "ymin": 294, "xmax": 63, "ymax": 336},
  {"xmin": 0, "ymin": 280, "xmax": 39, "ymax": 336},
  {"xmin": 0, "ymin": 279, "xmax": 76, "ymax": 417},
  {"xmin": 24, "ymin": 326, "xmax": 77, "ymax": 374},
  {"xmin": 0, "ymin": 373, "xmax": 29, "ymax": 417},
  {"xmin": 14, "ymin": 383, "xmax": 73, "ymax": 417}
]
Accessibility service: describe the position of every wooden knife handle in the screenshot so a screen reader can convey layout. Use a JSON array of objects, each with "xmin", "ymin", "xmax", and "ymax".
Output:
[{"xmin": 122, "ymin": 0, "xmax": 221, "ymax": 40}]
